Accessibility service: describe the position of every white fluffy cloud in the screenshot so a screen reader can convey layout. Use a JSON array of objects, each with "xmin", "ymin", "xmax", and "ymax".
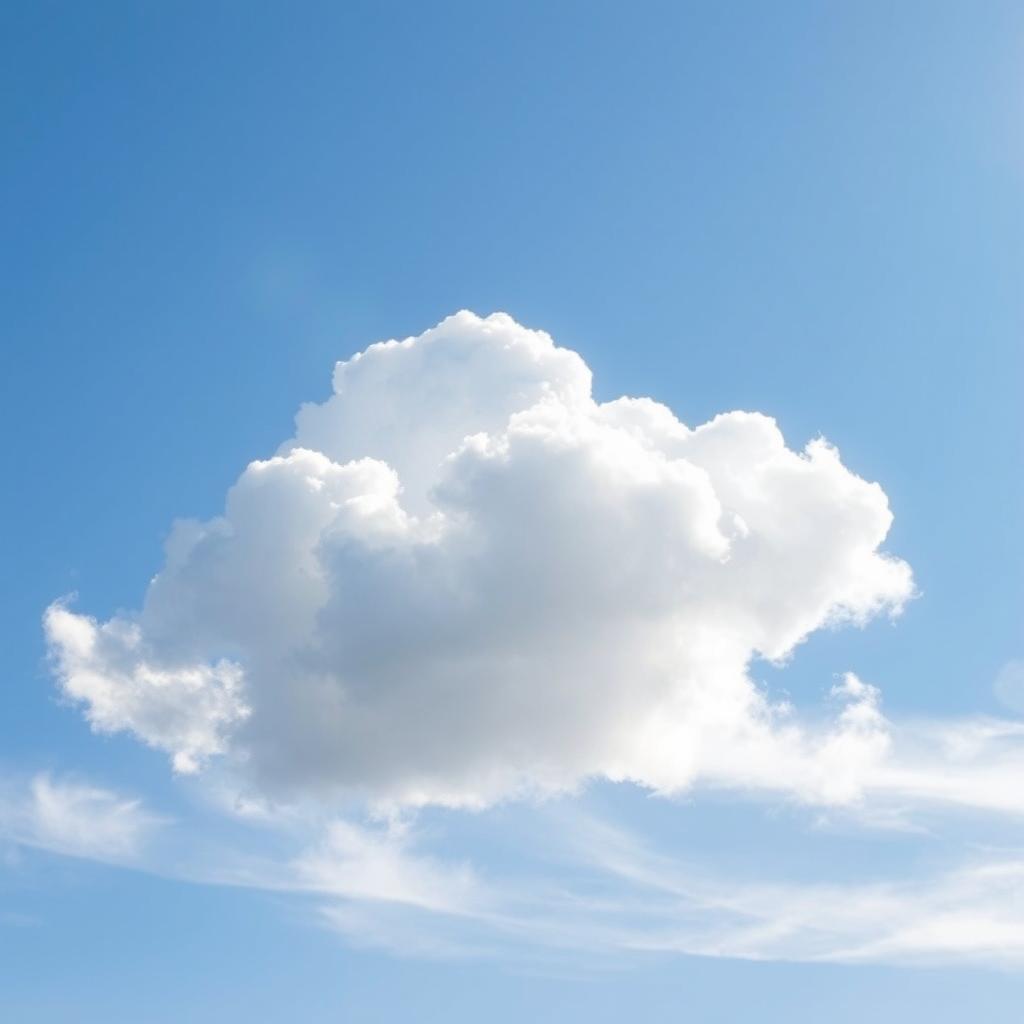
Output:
[
  {"xmin": 45, "ymin": 607, "xmax": 247, "ymax": 774},
  {"xmin": 44, "ymin": 312, "xmax": 913, "ymax": 808}
]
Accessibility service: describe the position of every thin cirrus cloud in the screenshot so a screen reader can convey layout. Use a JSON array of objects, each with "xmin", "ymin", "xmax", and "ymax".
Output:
[
  {"xmin": 0, "ymin": 773, "xmax": 163, "ymax": 864},
  {"xmin": 9, "ymin": 771, "xmax": 1024, "ymax": 969},
  {"xmin": 33, "ymin": 311, "xmax": 1024, "ymax": 968}
]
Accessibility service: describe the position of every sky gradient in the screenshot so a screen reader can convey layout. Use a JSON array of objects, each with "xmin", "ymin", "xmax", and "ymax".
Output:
[{"xmin": 2, "ymin": 2, "xmax": 1023, "ymax": 1021}]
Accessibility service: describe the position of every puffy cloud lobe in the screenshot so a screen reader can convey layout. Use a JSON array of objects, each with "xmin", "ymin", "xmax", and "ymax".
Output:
[
  {"xmin": 44, "ymin": 312, "xmax": 913, "ymax": 807},
  {"xmin": 45, "ymin": 603, "xmax": 248, "ymax": 773}
]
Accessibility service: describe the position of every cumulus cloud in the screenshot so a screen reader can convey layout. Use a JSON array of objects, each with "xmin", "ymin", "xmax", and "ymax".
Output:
[{"xmin": 44, "ymin": 311, "xmax": 914, "ymax": 808}]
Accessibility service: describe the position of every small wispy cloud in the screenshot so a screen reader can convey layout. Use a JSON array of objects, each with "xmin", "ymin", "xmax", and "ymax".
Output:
[{"xmin": 0, "ymin": 773, "xmax": 165, "ymax": 864}]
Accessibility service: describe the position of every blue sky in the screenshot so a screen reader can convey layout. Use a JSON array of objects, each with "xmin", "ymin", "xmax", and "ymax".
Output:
[{"xmin": 2, "ymin": 2, "xmax": 1023, "ymax": 1020}]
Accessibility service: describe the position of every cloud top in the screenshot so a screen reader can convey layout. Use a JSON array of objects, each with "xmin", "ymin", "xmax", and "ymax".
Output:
[{"xmin": 45, "ymin": 312, "xmax": 912, "ymax": 808}]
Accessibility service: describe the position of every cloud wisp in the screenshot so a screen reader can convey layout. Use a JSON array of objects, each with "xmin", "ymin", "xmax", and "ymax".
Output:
[
  {"xmin": 0, "ymin": 773, "xmax": 164, "ymax": 864},
  {"xmin": 9, "ymin": 771, "xmax": 1024, "ymax": 970}
]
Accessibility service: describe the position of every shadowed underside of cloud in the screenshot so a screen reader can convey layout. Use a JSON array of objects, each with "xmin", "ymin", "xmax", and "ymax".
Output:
[{"xmin": 44, "ymin": 311, "xmax": 913, "ymax": 809}]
